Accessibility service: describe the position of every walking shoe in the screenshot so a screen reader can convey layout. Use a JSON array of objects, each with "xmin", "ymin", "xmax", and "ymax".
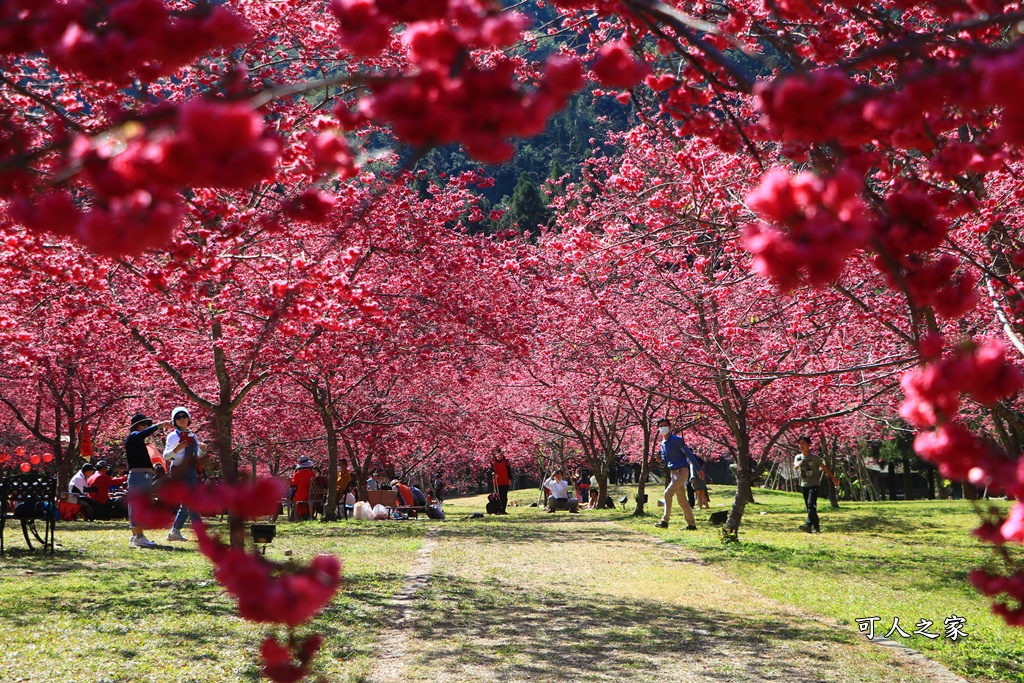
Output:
[
  {"xmin": 798, "ymin": 523, "xmax": 812, "ymax": 533},
  {"xmin": 686, "ymin": 525, "xmax": 697, "ymax": 531},
  {"xmin": 811, "ymin": 527, "xmax": 820, "ymax": 534},
  {"xmin": 167, "ymin": 529, "xmax": 187, "ymax": 542},
  {"xmin": 131, "ymin": 535, "xmax": 157, "ymax": 548},
  {"xmin": 654, "ymin": 520, "xmax": 669, "ymax": 528}
]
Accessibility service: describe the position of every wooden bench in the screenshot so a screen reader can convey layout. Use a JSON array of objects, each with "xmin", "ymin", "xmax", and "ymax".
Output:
[
  {"xmin": 365, "ymin": 489, "xmax": 398, "ymax": 511},
  {"xmin": 1, "ymin": 474, "xmax": 58, "ymax": 554}
]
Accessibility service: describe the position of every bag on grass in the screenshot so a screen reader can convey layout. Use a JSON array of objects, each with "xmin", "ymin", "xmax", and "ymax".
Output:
[
  {"xmin": 352, "ymin": 501, "xmax": 372, "ymax": 520},
  {"xmin": 371, "ymin": 503, "xmax": 390, "ymax": 520},
  {"xmin": 426, "ymin": 503, "xmax": 445, "ymax": 520}
]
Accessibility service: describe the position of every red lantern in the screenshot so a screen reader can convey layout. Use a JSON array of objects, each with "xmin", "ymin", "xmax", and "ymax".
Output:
[
  {"xmin": 29, "ymin": 454, "xmax": 41, "ymax": 465},
  {"xmin": 42, "ymin": 453, "xmax": 53, "ymax": 463},
  {"xmin": 20, "ymin": 462, "xmax": 31, "ymax": 473},
  {"xmin": 15, "ymin": 446, "xmax": 26, "ymax": 457}
]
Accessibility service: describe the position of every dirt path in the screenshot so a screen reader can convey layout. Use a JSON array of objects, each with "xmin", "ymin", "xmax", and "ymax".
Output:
[{"xmin": 368, "ymin": 518, "xmax": 964, "ymax": 683}]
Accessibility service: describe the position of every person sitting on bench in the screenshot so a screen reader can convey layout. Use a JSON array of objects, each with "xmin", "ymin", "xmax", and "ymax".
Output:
[{"xmin": 543, "ymin": 470, "xmax": 579, "ymax": 514}]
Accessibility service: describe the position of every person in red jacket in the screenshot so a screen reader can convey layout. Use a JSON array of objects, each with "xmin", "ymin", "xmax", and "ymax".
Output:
[
  {"xmin": 87, "ymin": 460, "xmax": 128, "ymax": 519},
  {"xmin": 290, "ymin": 455, "xmax": 317, "ymax": 520},
  {"xmin": 491, "ymin": 450, "xmax": 511, "ymax": 515}
]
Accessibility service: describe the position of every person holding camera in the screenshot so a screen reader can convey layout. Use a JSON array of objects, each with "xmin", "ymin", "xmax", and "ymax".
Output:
[
  {"xmin": 125, "ymin": 413, "xmax": 171, "ymax": 548},
  {"xmin": 542, "ymin": 470, "xmax": 579, "ymax": 513},
  {"xmin": 164, "ymin": 406, "xmax": 205, "ymax": 541}
]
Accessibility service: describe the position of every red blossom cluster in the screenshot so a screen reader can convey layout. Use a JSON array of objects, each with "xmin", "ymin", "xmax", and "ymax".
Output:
[
  {"xmin": 901, "ymin": 338, "xmax": 1024, "ymax": 607},
  {"xmin": 7, "ymin": 100, "xmax": 281, "ymax": 255},
  {"xmin": 742, "ymin": 166, "xmax": 868, "ymax": 290},
  {"xmin": 127, "ymin": 477, "xmax": 341, "ymax": 630},
  {"xmin": 885, "ymin": 254, "xmax": 979, "ymax": 319},
  {"xmin": 330, "ymin": 0, "xmax": 585, "ymax": 162},
  {"xmin": 261, "ymin": 634, "xmax": 324, "ymax": 683},
  {"xmin": 194, "ymin": 521, "xmax": 342, "ymax": 626},
  {"xmin": 900, "ymin": 339, "xmax": 1023, "ymax": 431},
  {"xmin": 0, "ymin": 0, "xmax": 251, "ymax": 83},
  {"xmin": 590, "ymin": 41, "xmax": 651, "ymax": 89},
  {"xmin": 970, "ymin": 569, "xmax": 1024, "ymax": 626},
  {"xmin": 755, "ymin": 47, "xmax": 1024, "ymax": 152}
]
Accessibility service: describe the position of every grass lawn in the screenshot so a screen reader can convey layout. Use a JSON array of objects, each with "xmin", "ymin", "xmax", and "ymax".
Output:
[
  {"xmin": 572, "ymin": 484, "xmax": 1024, "ymax": 683},
  {"xmin": 0, "ymin": 520, "xmax": 426, "ymax": 683},
  {"xmin": 1, "ymin": 487, "xmax": 1021, "ymax": 683}
]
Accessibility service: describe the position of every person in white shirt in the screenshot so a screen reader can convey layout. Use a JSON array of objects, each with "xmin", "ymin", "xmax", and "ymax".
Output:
[
  {"xmin": 542, "ymin": 470, "xmax": 579, "ymax": 513},
  {"xmin": 69, "ymin": 463, "xmax": 96, "ymax": 494},
  {"xmin": 68, "ymin": 462, "xmax": 99, "ymax": 520}
]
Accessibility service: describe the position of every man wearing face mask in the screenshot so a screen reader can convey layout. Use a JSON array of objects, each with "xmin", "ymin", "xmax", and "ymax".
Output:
[{"xmin": 655, "ymin": 417, "xmax": 703, "ymax": 530}]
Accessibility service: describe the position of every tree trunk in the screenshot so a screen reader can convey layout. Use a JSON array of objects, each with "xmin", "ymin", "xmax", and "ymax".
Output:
[
  {"xmin": 887, "ymin": 460, "xmax": 897, "ymax": 500},
  {"xmin": 725, "ymin": 434, "xmax": 753, "ymax": 536},
  {"xmin": 314, "ymin": 399, "xmax": 340, "ymax": 522},
  {"xmin": 633, "ymin": 445, "xmax": 654, "ymax": 516},
  {"xmin": 209, "ymin": 407, "xmax": 246, "ymax": 549},
  {"xmin": 927, "ymin": 466, "xmax": 936, "ymax": 500},
  {"xmin": 902, "ymin": 457, "xmax": 914, "ymax": 501}
]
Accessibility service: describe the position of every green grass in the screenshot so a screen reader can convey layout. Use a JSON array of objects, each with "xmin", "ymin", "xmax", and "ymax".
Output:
[
  {"xmin": 2, "ymin": 489, "xmax": 1022, "ymax": 682},
  {"xmin": 0, "ymin": 520, "xmax": 426, "ymax": 683},
  {"xmin": 442, "ymin": 485, "xmax": 1024, "ymax": 680},
  {"xmin": 607, "ymin": 485, "xmax": 1024, "ymax": 683}
]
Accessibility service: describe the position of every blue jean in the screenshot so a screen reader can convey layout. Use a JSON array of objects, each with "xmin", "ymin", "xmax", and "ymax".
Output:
[
  {"xmin": 172, "ymin": 469, "xmax": 201, "ymax": 530},
  {"xmin": 802, "ymin": 485, "xmax": 820, "ymax": 530},
  {"xmin": 127, "ymin": 470, "xmax": 154, "ymax": 528}
]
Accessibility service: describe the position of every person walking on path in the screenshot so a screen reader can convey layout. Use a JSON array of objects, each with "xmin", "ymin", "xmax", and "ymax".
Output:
[
  {"xmin": 795, "ymin": 436, "xmax": 840, "ymax": 533},
  {"xmin": 125, "ymin": 413, "xmax": 170, "ymax": 548},
  {"xmin": 542, "ymin": 469, "xmax": 580, "ymax": 513},
  {"xmin": 491, "ymin": 450, "xmax": 511, "ymax": 515},
  {"xmin": 164, "ymin": 407, "xmax": 204, "ymax": 541},
  {"xmin": 655, "ymin": 417, "xmax": 703, "ymax": 530}
]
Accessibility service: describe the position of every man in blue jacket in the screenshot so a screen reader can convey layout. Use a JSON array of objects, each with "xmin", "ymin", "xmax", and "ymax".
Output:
[{"xmin": 655, "ymin": 417, "xmax": 704, "ymax": 530}]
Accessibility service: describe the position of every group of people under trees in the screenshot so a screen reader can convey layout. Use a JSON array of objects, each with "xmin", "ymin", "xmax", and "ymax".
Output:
[
  {"xmin": 105, "ymin": 408, "xmax": 208, "ymax": 548},
  {"xmin": 488, "ymin": 418, "xmax": 838, "ymax": 535},
  {"xmin": 68, "ymin": 407, "xmax": 838, "ymax": 545},
  {"xmin": 288, "ymin": 454, "xmax": 444, "ymax": 521}
]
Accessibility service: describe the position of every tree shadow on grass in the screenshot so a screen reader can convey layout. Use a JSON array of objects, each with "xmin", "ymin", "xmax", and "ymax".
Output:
[
  {"xmin": 823, "ymin": 514, "xmax": 929, "ymax": 535},
  {"xmin": 439, "ymin": 517, "xmax": 640, "ymax": 548},
  {"xmin": 408, "ymin": 573, "xmax": 858, "ymax": 683}
]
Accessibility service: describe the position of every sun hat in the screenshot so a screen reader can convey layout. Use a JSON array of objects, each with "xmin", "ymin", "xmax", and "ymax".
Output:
[
  {"xmin": 171, "ymin": 406, "xmax": 191, "ymax": 423},
  {"xmin": 130, "ymin": 413, "xmax": 153, "ymax": 430},
  {"xmin": 296, "ymin": 455, "xmax": 313, "ymax": 469}
]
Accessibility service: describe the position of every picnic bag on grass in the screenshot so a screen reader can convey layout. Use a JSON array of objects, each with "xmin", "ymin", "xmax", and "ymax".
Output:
[{"xmin": 352, "ymin": 501, "xmax": 372, "ymax": 520}]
